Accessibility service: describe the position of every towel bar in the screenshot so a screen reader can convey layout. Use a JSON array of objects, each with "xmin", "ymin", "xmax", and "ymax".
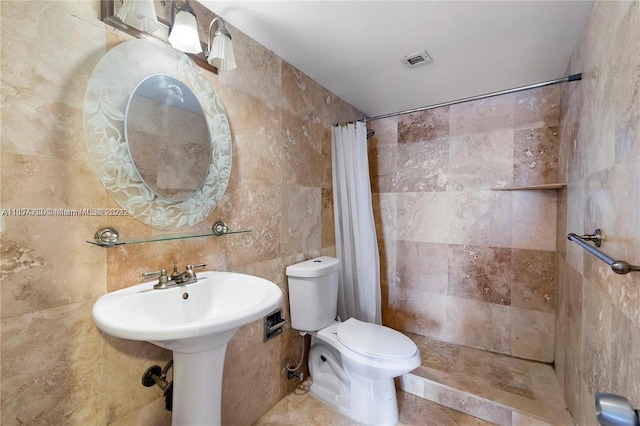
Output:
[{"xmin": 567, "ymin": 230, "xmax": 640, "ymax": 275}]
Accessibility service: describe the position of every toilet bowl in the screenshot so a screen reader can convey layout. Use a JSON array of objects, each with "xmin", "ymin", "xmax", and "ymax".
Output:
[{"xmin": 286, "ymin": 257, "xmax": 420, "ymax": 425}]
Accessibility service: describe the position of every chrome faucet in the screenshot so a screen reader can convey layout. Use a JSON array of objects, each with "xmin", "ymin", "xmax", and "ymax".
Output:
[
  {"xmin": 141, "ymin": 263, "xmax": 207, "ymax": 289},
  {"xmin": 172, "ymin": 264, "xmax": 206, "ymax": 285}
]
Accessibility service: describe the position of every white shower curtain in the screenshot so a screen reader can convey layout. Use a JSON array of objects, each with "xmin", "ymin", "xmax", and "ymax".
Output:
[{"xmin": 332, "ymin": 122, "xmax": 381, "ymax": 325}]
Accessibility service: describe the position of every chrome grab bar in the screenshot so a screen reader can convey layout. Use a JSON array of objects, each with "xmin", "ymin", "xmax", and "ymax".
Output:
[{"xmin": 567, "ymin": 230, "xmax": 640, "ymax": 275}]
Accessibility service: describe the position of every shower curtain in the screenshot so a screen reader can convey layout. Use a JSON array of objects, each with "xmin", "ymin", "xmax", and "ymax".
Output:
[{"xmin": 332, "ymin": 122, "xmax": 381, "ymax": 325}]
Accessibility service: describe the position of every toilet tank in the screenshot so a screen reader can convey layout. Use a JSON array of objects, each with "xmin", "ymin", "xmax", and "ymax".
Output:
[{"xmin": 286, "ymin": 256, "xmax": 340, "ymax": 332}]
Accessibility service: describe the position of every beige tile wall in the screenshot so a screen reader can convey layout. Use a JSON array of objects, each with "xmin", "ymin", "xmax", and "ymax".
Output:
[
  {"xmin": 0, "ymin": 1, "xmax": 362, "ymax": 424},
  {"xmin": 555, "ymin": 1, "xmax": 640, "ymax": 424},
  {"xmin": 371, "ymin": 86, "xmax": 561, "ymax": 362}
]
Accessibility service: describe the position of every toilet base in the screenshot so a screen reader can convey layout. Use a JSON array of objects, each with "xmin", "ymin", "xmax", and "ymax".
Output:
[
  {"xmin": 309, "ymin": 343, "xmax": 400, "ymax": 426},
  {"xmin": 310, "ymin": 374, "xmax": 399, "ymax": 425}
]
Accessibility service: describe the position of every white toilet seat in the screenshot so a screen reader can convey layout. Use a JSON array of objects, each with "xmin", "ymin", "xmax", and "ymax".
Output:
[
  {"xmin": 314, "ymin": 320, "xmax": 420, "ymax": 378},
  {"xmin": 336, "ymin": 318, "xmax": 418, "ymax": 359}
]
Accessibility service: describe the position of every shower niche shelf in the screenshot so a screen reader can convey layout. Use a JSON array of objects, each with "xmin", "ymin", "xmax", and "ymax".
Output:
[
  {"xmin": 86, "ymin": 222, "xmax": 251, "ymax": 248},
  {"xmin": 490, "ymin": 183, "xmax": 566, "ymax": 191}
]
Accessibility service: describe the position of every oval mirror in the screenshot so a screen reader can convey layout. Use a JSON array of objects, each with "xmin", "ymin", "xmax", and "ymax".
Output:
[
  {"xmin": 125, "ymin": 75, "xmax": 211, "ymax": 202},
  {"xmin": 83, "ymin": 39, "xmax": 231, "ymax": 230}
]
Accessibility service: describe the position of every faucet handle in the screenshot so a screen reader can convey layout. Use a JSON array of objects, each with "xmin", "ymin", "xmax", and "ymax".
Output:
[
  {"xmin": 171, "ymin": 262, "xmax": 180, "ymax": 279},
  {"xmin": 186, "ymin": 263, "xmax": 207, "ymax": 270},
  {"xmin": 141, "ymin": 269, "xmax": 168, "ymax": 279},
  {"xmin": 141, "ymin": 269, "xmax": 170, "ymax": 289}
]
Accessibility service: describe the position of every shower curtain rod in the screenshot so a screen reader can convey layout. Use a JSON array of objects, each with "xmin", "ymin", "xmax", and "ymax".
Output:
[{"xmin": 335, "ymin": 73, "xmax": 581, "ymax": 127}]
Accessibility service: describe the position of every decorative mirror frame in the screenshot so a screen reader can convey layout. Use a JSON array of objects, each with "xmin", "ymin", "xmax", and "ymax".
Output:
[{"xmin": 83, "ymin": 39, "xmax": 231, "ymax": 229}]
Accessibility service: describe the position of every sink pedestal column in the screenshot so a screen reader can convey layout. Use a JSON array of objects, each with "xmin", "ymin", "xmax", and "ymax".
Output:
[{"xmin": 169, "ymin": 329, "xmax": 236, "ymax": 426}]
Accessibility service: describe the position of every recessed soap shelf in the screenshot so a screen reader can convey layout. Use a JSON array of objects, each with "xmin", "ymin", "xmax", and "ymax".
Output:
[{"xmin": 86, "ymin": 221, "xmax": 251, "ymax": 247}]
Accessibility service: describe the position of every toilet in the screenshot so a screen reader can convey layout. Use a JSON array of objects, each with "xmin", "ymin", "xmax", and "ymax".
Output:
[{"xmin": 286, "ymin": 256, "xmax": 420, "ymax": 425}]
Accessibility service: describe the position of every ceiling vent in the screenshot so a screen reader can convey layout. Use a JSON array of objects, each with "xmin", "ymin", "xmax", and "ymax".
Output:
[{"xmin": 401, "ymin": 50, "xmax": 433, "ymax": 68}]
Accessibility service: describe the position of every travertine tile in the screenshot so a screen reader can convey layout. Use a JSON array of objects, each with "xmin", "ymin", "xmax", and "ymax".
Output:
[
  {"xmin": 404, "ymin": 333, "xmax": 460, "ymax": 374},
  {"xmin": 454, "ymin": 346, "xmax": 534, "ymax": 399},
  {"xmin": 448, "ymin": 130, "xmax": 514, "ymax": 191},
  {"xmin": 563, "ymin": 265, "xmax": 583, "ymax": 417},
  {"xmin": 217, "ymin": 23, "xmax": 282, "ymax": 107},
  {"xmin": 396, "ymin": 374, "xmax": 425, "ymax": 398},
  {"xmin": 385, "ymin": 286, "xmax": 448, "ymax": 340},
  {"xmin": 104, "ymin": 336, "xmax": 171, "ymax": 423},
  {"xmin": 581, "ymin": 281, "xmax": 612, "ymax": 396},
  {"xmin": 367, "ymin": 117, "xmax": 398, "ymax": 148},
  {"xmin": 216, "ymin": 180, "xmax": 282, "ymax": 267},
  {"xmin": 397, "ymin": 192, "xmax": 449, "ymax": 244},
  {"xmin": 222, "ymin": 320, "xmax": 282, "ymax": 426},
  {"xmin": 397, "ymin": 138, "xmax": 448, "ymax": 192},
  {"xmin": 253, "ymin": 394, "xmax": 290, "ymax": 426},
  {"xmin": 280, "ymin": 62, "xmax": 324, "ymax": 125},
  {"xmin": 368, "ymin": 145, "xmax": 397, "ymax": 193},
  {"xmin": 0, "ymin": 1, "xmax": 106, "ymax": 162},
  {"xmin": 554, "ymin": 255, "xmax": 567, "ymax": 396},
  {"xmin": 371, "ymin": 193, "xmax": 397, "ymax": 241},
  {"xmin": 397, "ymin": 390, "xmax": 495, "ymax": 426},
  {"xmin": 378, "ymin": 239, "xmax": 397, "ymax": 288},
  {"xmin": 444, "ymin": 296, "xmax": 511, "ymax": 354},
  {"xmin": 577, "ymin": 378, "xmax": 598, "ymax": 426},
  {"xmin": 1, "ymin": 301, "xmax": 106, "ymax": 425},
  {"xmin": 449, "ymin": 94, "xmax": 514, "ymax": 136},
  {"xmin": 565, "ymin": 182, "xmax": 585, "ymax": 274},
  {"xmin": 511, "ymin": 249, "xmax": 556, "ymax": 313},
  {"xmin": 613, "ymin": 1, "xmax": 640, "ymax": 163},
  {"xmin": 323, "ymin": 89, "xmax": 364, "ymax": 127},
  {"xmin": 372, "ymin": 193, "xmax": 397, "ymax": 286},
  {"xmin": 448, "ymin": 191, "xmax": 512, "ymax": 248},
  {"xmin": 396, "ymin": 240, "xmax": 448, "ymax": 294},
  {"xmin": 0, "ymin": 154, "xmax": 108, "ymax": 318},
  {"xmin": 556, "ymin": 188, "xmax": 568, "ymax": 259},
  {"xmin": 610, "ymin": 308, "xmax": 640, "ymax": 406},
  {"xmin": 397, "ymin": 107, "xmax": 450, "ymax": 143},
  {"xmin": 512, "ymin": 412, "xmax": 553, "ymax": 426},
  {"xmin": 510, "ymin": 308, "xmax": 554, "ymax": 362},
  {"xmin": 107, "ymin": 397, "xmax": 171, "ymax": 426},
  {"xmin": 514, "ymin": 86, "xmax": 560, "ymax": 129},
  {"xmin": 512, "ymin": 191, "xmax": 557, "ymax": 251},
  {"xmin": 216, "ymin": 84, "xmax": 282, "ymax": 185},
  {"xmin": 281, "ymin": 186, "xmax": 321, "ymax": 257},
  {"xmin": 285, "ymin": 391, "xmax": 357, "ymax": 426},
  {"xmin": 422, "ymin": 380, "xmax": 513, "ymax": 426},
  {"xmin": 281, "ymin": 111, "xmax": 326, "ymax": 188},
  {"xmin": 448, "ymin": 244, "xmax": 512, "ymax": 305},
  {"xmin": 321, "ymin": 188, "xmax": 335, "ymax": 248},
  {"xmin": 513, "ymin": 127, "xmax": 559, "ymax": 186},
  {"xmin": 42, "ymin": 0, "xmax": 102, "ymax": 25}
]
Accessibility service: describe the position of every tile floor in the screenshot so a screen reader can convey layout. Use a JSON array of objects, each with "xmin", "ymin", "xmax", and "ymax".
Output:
[{"xmin": 254, "ymin": 389, "xmax": 492, "ymax": 426}]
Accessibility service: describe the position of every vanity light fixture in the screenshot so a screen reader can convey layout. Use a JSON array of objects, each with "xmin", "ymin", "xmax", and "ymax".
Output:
[
  {"xmin": 169, "ymin": 0, "xmax": 202, "ymax": 54},
  {"xmin": 206, "ymin": 17, "xmax": 236, "ymax": 70},
  {"xmin": 101, "ymin": 0, "xmax": 236, "ymax": 73},
  {"xmin": 117, "ymin": 0, "xmax": 159, "ymax": 32}
]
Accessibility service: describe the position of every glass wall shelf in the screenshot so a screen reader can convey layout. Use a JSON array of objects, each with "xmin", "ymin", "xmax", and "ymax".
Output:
[{"xmin": 87, "ymin": 222, "xmax": 250, "ymax": 247}]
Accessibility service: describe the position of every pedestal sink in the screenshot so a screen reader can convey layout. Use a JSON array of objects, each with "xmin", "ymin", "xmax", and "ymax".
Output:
[{"xmin": 92, "ymin": 271, "xmax": 282, "ymax": 426}]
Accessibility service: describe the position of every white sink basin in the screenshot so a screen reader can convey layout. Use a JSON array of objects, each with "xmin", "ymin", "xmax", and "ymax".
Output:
[
  {"xmin": 92, "ymin": 270, "xmax": 282, "ymax": 425},
  {"xmin": 93, "ymin": 271, "xmax": 282, "ymax": 351}
]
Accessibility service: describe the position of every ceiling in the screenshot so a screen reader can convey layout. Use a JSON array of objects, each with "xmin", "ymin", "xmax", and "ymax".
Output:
[{"xmin": 201, "ymin": 1, "xmax": 594, "ymax": 118}]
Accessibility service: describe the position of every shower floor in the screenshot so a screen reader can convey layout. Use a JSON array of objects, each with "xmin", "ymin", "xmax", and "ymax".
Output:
[{"xmin": 399, "ymin": 332, "xmax": 572, "ymax": 426}]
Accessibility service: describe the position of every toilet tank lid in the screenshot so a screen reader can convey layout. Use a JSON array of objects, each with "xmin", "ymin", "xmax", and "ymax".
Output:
[{"xmin": 286, "ymin": 256, "xmax": 340, "ymax": 278}]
